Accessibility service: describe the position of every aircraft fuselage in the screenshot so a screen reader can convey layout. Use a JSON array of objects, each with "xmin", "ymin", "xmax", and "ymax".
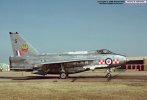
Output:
[{"xmin": 10, "ymin": 51, "xmax": 126, "ymax": 75}]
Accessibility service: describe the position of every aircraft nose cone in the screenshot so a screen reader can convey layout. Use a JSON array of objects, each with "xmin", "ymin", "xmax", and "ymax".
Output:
[{"xmin": 126, "ymin": 58, "xmax": 130, "ymax": 62}]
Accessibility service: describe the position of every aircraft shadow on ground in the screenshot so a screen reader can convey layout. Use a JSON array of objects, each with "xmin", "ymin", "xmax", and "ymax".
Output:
[
  {"xmin": 0, "ymin": 75, "xmax": 105, "ymax": 80},
  {"xmin": 0, "ymin": 75, "xmax": 147, "ymax": 82}
]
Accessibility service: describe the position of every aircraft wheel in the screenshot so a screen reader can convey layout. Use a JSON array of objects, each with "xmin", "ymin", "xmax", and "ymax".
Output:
[
  {"xmin": 106, "ymin": 73, "xmax": 111, "ymax": 78},
  {"xmin": 60, "ymin": 72, "xmax": 67, "ymax": 79}
]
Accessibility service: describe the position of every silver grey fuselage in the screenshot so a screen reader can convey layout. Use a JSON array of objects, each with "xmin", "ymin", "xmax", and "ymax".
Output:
[{"xmin": 10, "ymin": 51, "xmax": 126, "ymax": 74}]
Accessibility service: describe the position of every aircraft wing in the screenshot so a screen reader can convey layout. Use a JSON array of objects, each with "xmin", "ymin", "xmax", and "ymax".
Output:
[{"xmin": 34, "ymin": 59, "xmax": 94, "ymax": 67}]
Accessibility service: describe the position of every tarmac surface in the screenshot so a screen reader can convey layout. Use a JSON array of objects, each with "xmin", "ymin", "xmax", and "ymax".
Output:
[{"xmin": 0, "ymin": 70, "xmax": 147, "ymax": 83}]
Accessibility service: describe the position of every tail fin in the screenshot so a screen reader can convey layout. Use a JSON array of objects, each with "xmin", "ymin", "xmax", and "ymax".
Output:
[{"xmin": 9, "ymin": 32, "xmax": 39, "ymax": 57}]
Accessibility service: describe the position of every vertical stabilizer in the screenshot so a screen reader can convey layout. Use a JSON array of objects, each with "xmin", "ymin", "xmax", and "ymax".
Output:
[{"xmin": 9, "ymin": 32, "xmax": 39, "ymax": 57}]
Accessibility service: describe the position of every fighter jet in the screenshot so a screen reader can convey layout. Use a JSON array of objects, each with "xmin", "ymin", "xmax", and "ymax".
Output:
[{"xmin": 9, "ymin": 32, "xmax": 127, "ymax": 79}]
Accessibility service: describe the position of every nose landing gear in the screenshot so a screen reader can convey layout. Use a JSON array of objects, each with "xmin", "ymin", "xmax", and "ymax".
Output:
[{"xmin": 105, "ymin": 68, "xmax": 112, "ymax": 78}]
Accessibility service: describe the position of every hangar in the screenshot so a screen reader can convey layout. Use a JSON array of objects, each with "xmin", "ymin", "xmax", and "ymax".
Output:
[{"xmin": 123, "ymin": 56, "xmax": 147, "ymax": 71}]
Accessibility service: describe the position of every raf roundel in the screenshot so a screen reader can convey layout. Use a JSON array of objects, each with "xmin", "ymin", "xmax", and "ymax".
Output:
[{"xmin": 105, "ymin": 58, "xmax": 112, "ymax": 65}]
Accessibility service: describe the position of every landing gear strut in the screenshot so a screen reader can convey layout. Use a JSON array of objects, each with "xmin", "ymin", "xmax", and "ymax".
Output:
[{"xmin": 105, "ymin": 68, "xmax": 112, "ymax": 78}]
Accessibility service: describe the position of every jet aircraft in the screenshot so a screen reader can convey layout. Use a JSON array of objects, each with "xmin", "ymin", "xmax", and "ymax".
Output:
[{"xmin": 9, "ymin": 32, "xmax": 127, "ymax": 79}]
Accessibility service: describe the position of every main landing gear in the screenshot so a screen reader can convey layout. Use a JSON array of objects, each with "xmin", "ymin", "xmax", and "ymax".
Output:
[
  {"xmin": 60, "ymin": 72, "xmax": 68, "ymax": 79},
  {"xmin": 59, "ymin": 64, "xmax": 68, "ymax": 79}
]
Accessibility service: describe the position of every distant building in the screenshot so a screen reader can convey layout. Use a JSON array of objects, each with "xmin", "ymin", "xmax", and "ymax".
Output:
[
  {"xmin": 0, "ymin": 63, "xmax": 10, "ymax": 71},
  {"xmin": 123, "ymin": 56, "xmax": 147, "ymax": 71},
  {"xmin": 127, "ymin": 56, "xmax": 147, "ymax": 60}
]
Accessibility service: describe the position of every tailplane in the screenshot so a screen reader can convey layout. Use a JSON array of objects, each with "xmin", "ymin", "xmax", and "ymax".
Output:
[{"xmin": 9, "ymin": 32, "xmax": 39, "ymax": 57}]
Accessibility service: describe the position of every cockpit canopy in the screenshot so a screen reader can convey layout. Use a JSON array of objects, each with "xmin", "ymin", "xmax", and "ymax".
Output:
[{"xmin": 96, "ymin": 49, "xmax": 115, "ymax": 54}]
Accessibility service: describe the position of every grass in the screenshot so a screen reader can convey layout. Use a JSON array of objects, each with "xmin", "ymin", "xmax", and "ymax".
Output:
[
  {"xmin": 0, "ymin": 82, "xmax": 147, "ymax": 100},
  {"xmin": 0, "ymin": 71, "xmax": 147, "ymax": 100}
]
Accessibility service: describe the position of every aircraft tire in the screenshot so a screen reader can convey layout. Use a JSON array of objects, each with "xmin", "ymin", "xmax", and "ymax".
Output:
[
  {"xmin": 60, "ymin": 72, "xmax": 67, "ymax": 79},
  {"xmin": 106, "ymin": 73, "xmax": 111, "ymax": 78}
]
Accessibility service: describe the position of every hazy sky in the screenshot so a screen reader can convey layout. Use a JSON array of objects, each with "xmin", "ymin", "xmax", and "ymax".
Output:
[{"xmin": 0, "ymin": 0, "xmax": 147, "ymax": 63}]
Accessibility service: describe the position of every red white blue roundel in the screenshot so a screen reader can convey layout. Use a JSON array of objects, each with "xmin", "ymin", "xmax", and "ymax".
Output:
[{"xmin": 105, "ymin": 58, "xmax": 112, "ymax": 65}]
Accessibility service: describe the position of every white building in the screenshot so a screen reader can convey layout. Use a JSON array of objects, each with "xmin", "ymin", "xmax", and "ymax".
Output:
[{"xmin": 0, "ymin": 63, "xmax": 10, "ymax": 71}]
